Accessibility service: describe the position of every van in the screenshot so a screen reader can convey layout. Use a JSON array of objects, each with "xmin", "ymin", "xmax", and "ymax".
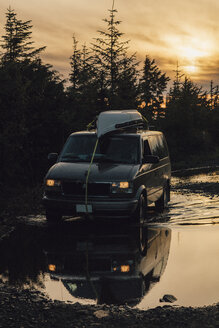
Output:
[{"xmin": 42, "ymin": 110, "xmax": 171, "ymax": 222}]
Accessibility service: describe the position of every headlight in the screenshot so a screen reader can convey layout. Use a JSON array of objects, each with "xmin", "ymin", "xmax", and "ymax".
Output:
[
  {"xmin": 46, "ymin": 179, "xmax": 61, "ymax": 187},
  {"xmin": 111, "ymin": 182, "xmax": 133, "ymax": 193}
]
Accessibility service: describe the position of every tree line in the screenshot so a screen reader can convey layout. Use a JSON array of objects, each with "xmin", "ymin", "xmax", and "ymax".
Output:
[{"xmin": 0, "ymin": 7, "xmax": 218, "ymax": 193}]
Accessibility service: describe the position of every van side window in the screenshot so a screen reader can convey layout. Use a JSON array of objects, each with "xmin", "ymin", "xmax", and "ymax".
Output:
[
  {"xmin": 148, "ymin": 135, "xmax": 168, "ymax": 159},
  {"xmin": 143, "ymin": 140, "xmax": 151, "ymax": 157}
]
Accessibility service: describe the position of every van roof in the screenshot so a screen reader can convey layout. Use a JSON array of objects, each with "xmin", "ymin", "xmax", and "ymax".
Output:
[{"xmin": 70, "ymin": 130, "xmax": 163, "ymax": 138}]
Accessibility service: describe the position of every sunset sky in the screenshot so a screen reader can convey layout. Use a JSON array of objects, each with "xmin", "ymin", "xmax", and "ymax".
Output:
[{"xmin": 0, "ymin": 0, "xmax": 219, "ymax": 90}]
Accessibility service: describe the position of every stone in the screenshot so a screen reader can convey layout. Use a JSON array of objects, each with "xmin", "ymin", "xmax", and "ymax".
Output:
[{"xmin": 159, "ymin": 294, "xmax": 177, "ymax": 303}]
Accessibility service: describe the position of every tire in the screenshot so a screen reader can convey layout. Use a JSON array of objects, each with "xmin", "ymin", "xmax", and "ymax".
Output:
[
  {"xmin": 155, "ymin": 185, "xmax": 168, "ymax": 212},
  {"xmin": 133, "ymin": 194, "xmax": 147, "ymax": 224},
  {"xmin": 46, "ymin": 210, "xmax": 62, "ymax": 223}
]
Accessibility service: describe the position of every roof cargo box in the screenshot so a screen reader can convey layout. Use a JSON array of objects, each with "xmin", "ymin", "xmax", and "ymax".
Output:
[{"xmin": 97, "ymin": 110, "xmax": 143, "ymax": 138}]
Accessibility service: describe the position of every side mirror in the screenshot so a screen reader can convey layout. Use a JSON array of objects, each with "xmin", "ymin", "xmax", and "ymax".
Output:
[
  {"xmin": 48, "ymin": 153, "xmax": 58, "ymax": 165},
  {"xmin": 143, "ymin": 155, "xmax": 160, "ymax": 164}
]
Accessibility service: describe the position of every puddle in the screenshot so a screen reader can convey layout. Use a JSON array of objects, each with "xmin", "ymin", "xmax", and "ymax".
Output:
[
  {"xmin": 0, "ymin": 169, "xmax": 219, "ymax": 309},
  {"xmin": 138, "ymin": 224, "xmax": 219, "ymax": 309}
]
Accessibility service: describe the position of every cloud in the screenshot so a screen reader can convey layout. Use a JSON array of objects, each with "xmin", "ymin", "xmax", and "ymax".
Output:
[{"xmin": 1, "ymin": 0, "xmax": 219, "ymax": 87}]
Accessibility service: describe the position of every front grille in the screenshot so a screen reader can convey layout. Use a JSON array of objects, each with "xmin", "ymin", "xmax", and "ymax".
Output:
[{"xmin": 62, "ymin": 181, "xmax": 111, "ymax": 196}]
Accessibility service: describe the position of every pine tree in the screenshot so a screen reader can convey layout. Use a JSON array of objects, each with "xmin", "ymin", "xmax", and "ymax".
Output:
[
  {"xmin": 139, "ymin": 56, "xmax": 169, "ymax": 122},
  {"xmin": 67, "ymin": 37, "xmax": 100, "ymax": 130},
  {"xmin": 115, "ymin": 54, "xmax": 139, "ymax": 109},
  {"xmin": 168, "ymin": 62, "xmax": 184, "ymax": 101},
  {"xmin": 164, "ymin": 76, "xmax": 210, "ymax": 163},
  {"xmin": 0, "ymin": 7, "xmax": 45, "ymax": 63},
  {"xmin": 0, "ymin": 8, "xmax": 65, "ymax": 187},
  {"xmin": 91, "ymin": 4, "xmax": 137, "ymax": 109},
  {"xmin": 69, "ymin": 36, "xmax": 82, "ymax": 91}
]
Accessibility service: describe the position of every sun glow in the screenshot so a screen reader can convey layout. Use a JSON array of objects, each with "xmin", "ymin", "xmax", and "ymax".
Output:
[
  {"xmin": 184, "ymin": 65, "xmax": 197, "ymax": 74},
  {"xmin": 179, "ymin": 44, "xmax": 208, "ymax": 61},
  {"xmin": 165, "ymin": 35, "xmax": 213, "ymax": 75}
]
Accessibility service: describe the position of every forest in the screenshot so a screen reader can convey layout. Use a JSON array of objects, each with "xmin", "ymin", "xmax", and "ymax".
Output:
[{"xmin": 0, "ymin": 7, "xmax": 219, "ymax": 212}]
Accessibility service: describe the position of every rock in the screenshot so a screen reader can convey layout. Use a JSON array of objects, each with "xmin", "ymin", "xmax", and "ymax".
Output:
[
  {"xmin": 159, "ymin": 294, "xmax": 177, "ymax": 303},
  {"xmin": 93, "ymin": 310, "xmax": 109, "ymax": 318}
]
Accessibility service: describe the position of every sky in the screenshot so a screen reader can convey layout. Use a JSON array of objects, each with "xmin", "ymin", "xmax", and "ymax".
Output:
[{"xmin": 0, "ymin": 0, "xmax": 219, "ymax": 90}]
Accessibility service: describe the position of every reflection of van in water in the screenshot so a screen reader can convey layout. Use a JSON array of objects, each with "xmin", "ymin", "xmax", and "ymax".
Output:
[
  {"xmin": 46, "ymin": 223, "xmax": 171, "ymax": 306},
  {"xmin": 43, "ymin": 110, "xmax": 171, "ymax": 222}
]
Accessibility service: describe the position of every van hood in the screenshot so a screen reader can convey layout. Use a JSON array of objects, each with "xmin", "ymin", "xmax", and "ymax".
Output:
[{"xmin": 46, "ymin": 162, "xmax": 139, "ymax": 182}]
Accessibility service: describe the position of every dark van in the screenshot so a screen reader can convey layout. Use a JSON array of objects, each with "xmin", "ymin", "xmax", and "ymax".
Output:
[{"xmin": 43, "ymin": 111, "xmax": 171, "ymax": 222}]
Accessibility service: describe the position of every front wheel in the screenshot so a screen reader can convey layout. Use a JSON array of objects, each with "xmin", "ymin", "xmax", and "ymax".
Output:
[{"xmin": 46, "ymin": 210, "xmax": 62, "ymax": 223}]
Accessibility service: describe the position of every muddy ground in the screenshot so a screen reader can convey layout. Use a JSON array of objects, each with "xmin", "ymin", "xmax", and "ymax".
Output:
[{"xmin": 0, "ymin": 167, "xmax": 219, "ymax": 328}]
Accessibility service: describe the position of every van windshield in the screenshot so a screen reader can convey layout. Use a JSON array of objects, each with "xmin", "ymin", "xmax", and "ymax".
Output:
[{"xmin": 59, "ymin": 134, "xmax": 140, "ymax": 164}]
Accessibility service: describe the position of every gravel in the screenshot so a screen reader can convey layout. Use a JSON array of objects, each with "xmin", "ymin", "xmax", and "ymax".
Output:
[{"xmin": 1, "ymin": 282, "xmax": 219, "ymax": 328}]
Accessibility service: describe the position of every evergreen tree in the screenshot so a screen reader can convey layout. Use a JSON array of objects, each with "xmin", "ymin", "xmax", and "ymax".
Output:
[
  {"xmin": 0, "ymin": 8, "xmax": 65, "ymax": 188},
  {"xmin": 206, "ymin": 81, "xmax": 219, "ymax": 150},
  {"xmin": 1, "ymin": 7, "xmax": 45, "ymax": 63},
  {"xmin": 139, "ymin": 56, "xmax": 169, "ymax": 122},
  {"xmin": 115, "ymin": 54, "xmax": 139, "ymax": 109},
  {"xmin": 168, "ymin": 62, "xmax": 184, "ymax": 101},
  {"xmin": 69, "ymin": 36, "xmax": 82, "ymax": 91},
  {"xmin": 67, "ymin": 37, "xmax": 99, "ymax": 130},
  {"xmin": 91, "ymin": 5, "xmax": 138, "ymax": 109},
  {"xmin": 164, "ymin": 76, "xmax": 210, "ymax": 163}
]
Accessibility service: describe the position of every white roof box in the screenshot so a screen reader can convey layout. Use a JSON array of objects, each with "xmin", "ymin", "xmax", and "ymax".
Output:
[{"xmin": 97, "ymin": 110, "xmax": 143, "ymax": 138}]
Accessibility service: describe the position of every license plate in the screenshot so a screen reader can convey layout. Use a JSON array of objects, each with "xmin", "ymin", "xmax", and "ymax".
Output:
[{"xmin": 76, "ymin": 204, "xmax": 92, "ymax": 213}]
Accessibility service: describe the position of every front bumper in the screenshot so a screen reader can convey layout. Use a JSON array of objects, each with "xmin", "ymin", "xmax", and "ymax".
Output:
[{"xmin": 42, "ymin": 194, "xmax": 138, "ymax": 218}]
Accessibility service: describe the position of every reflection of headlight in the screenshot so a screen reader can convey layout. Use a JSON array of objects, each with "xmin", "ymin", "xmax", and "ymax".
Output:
[
  {"xmin": 112, "ymin": 260, "xmax": 133, "ymax": 273},
  {"xmin": 46, "ymin": 179, "xmax": 61, "ymax": 187},
  {"xmin": 48, "ymin": 264, "xmax": 56, "ymax": 272},
  {"xmin": 113, "ymin": 265, "xmax": 130, "ymax": 273},
  {"xmin": 111, "ymin": 182, "xmax": 133, "ymax": 193}
]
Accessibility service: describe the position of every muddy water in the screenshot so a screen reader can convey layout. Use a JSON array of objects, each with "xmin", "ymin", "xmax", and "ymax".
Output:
[
  {"xmin": 0, "ymin": 169, "xmax": 219, "ymax": 309},
  {"xmin": 168, "ymin": 170, "xmax": 219, "ymax": 225}
]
